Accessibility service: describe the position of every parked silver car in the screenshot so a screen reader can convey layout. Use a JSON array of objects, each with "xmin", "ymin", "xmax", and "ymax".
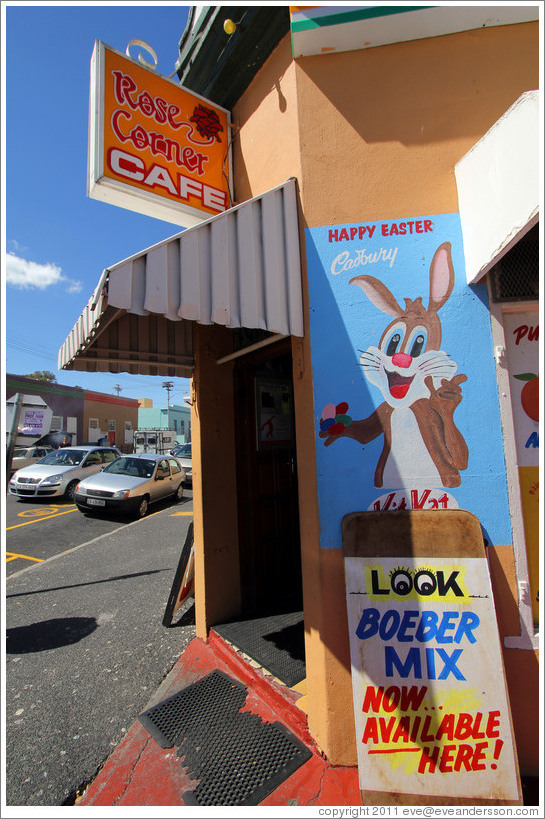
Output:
[
  {"xmin": 9, "ymin": 445, "xmax": 54, "ymax": 475},
  {"xmin": 74, "ymin": 453, "xmax": 186, "ymax": 518},
  {"xmin": 9, "ymin": 446, "xmax": 121, "ymax": 501},
  {"xmin": 169, "ymin": 443, "xmax": 192, "ymax": 485}
]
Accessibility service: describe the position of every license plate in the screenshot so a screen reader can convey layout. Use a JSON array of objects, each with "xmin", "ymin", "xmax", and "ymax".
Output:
[{"xmin": 88, "ymin": 498, "xmax": 106, "ymax": 506}]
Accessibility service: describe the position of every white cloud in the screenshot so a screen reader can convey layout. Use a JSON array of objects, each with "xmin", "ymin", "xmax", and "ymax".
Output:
[
  {"xmin": 6, "ymin": 252, "xmax": 82, "ymax": 293},
  {"xmin": 8, "ymin": 239, "xmax": 28, "ymax": 253},
  {"xmin": 65, "ymin": 280, "xmax": 84, "ymax": 294}
]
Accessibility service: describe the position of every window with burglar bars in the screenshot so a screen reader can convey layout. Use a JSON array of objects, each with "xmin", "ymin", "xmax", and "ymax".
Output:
[{"xmin": 489, "ymin": 222, "xmax": 539, "ymax": 303}]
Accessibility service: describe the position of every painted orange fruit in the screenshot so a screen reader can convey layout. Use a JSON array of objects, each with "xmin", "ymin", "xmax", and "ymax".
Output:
[{"xmin": 515, "ymin": 373, "xmax": 539, "ymax": 422}]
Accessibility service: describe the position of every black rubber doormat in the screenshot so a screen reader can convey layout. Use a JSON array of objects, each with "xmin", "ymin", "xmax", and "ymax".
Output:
[
  {"xmin": 213, "ymin": 610, "xmax": 306, "ymax": 687},
  {"xmin": 138, "ymin": 670, "xmax": 312, "ymax": 806}
]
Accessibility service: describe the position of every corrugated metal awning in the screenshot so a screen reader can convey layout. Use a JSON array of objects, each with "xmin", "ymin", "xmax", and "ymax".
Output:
[{"xmin": 58, "ymin": 178, "xmax": 303, "ymax": 377}]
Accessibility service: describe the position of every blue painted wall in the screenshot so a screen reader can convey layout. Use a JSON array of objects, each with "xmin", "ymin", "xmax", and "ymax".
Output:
[
  {"xmin": 138, "ymin": 404, "xmax": 191, "ymax": 442},
  {"xmin": 306, "ymin": 213, "xmax": 511, "ymax": 549}
]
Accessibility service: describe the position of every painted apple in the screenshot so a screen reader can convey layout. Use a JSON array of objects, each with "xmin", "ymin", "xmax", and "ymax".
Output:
[{"xmin": 514, "ymin": 373, "xmax": 539, "ymax": 422}]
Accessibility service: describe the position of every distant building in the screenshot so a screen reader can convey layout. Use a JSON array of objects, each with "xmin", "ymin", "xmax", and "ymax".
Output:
[
  {"xmin": 6, "ymin": 374, "xmax": 139, "ymax": 450},
  {"xmin": 84, "ymin": 389, "xmax": 140, "ymax": 450},
  {"xmin": 138, "ymin": 397, "xmax": 153, "ymax": 408},
  {"xmin": 137, "ymin": 403, "xmax": 191, "ymax": 443}
]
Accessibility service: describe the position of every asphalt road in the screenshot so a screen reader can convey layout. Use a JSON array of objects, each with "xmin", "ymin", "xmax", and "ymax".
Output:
[
  {"xmin": 5, "ymin": 493, "xmax": 196, "ymax": 807},
  {"xmin": 5, "ymin": 490, "xmax": 183, "ymax": 576}
]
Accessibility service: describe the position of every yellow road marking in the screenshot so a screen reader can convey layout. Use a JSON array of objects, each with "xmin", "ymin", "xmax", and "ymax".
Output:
[
  {"xmin": 6, "ymin": 552, "xmax": 43, "ymax": 563},
  {"xmin": 170, "ymin": 511, "xmax": 193, "ymax": 516},
  {"xmin": 18, "ymin": 506, "xmax": 62, "ymax": 518},
  {"xmin": 7, "ymin": 507, "xmax": 79, "ymax": 530}
]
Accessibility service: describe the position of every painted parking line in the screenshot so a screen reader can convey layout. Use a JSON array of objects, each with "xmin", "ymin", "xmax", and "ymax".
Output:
[
  {"xmin": 7, "ymin": 507, "xmax": 79, "ymax": 531},
  {"xmin": 6, "ymin": 552, "xmax": 44, "ymax": 563},
  {"xmin": 17, "ymin": 506, "xmax": 62, "ymax": 518},
  {"xmin": 170, "ymin": 511, "xmax": 193, "ymax": 516}
]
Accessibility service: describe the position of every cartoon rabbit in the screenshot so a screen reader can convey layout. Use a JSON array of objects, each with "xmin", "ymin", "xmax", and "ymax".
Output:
[{"xmin": 319, "ymin": 241, "xmax": 468, "ymax": 489}]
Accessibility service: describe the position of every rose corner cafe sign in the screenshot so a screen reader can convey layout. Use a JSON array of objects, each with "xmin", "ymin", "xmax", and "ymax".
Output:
[
  {"xmin": 88, "ymin": 40, "xmax": 232, "ymax": 228},
  {"xmin": 62, "ymin": 42, "xmax": 302, "ymax": 379}
]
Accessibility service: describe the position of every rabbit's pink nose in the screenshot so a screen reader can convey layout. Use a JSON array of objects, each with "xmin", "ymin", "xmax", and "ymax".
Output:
[{"xmin": 392, "ymin": 352, "xmax": 412, "ymax": 369}]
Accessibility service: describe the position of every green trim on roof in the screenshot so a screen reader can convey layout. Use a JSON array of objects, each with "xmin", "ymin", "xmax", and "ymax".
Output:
[
  {"xmin": 6, "ymin": 376, "xmax": 85, "ymax": 399},
  {"xmin": 291, "ymin": 6, "xmax": 431, "ymax": 33}
]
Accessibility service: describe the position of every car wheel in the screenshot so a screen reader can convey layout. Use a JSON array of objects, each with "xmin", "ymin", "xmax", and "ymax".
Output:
[
  {"xmin": 65, "ymin": 481, "xmax": 78, "ymax": 502},
  {"xmin": 175, "ymin": 483, "xmax": 184, "ymax": 501},
  {"xmin": 136, "ymin": 496, "xmax": 149, "ymax": 518}
]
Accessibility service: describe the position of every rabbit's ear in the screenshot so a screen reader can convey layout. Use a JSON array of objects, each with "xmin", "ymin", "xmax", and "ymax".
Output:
[
  {"xmin": 428, "ymin": 242, "xmax": 455, "ymax": 313},
  {"xmin": 350, "ymin": 275, "xmax": 403, "ymax": 317}
]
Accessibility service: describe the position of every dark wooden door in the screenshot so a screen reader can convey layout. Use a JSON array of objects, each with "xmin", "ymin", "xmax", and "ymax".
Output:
[{"xmin": 234, "ymin": 344, "xmax": 302, "ymax": 614}]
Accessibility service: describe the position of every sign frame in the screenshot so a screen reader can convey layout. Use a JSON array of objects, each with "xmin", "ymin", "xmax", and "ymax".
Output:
[
  {"xmin": 88, "ymin": 40, "xmax": 233, "ymax": 228},
  {"xmin": 163, "ymin": 522, "xmax": 194, "ymax": 627},
  {"xmin": 342, "ymin": 509, "xmax": 522, "ymax": 806}
]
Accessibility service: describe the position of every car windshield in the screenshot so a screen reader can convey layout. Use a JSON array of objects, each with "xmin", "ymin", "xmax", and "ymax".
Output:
[
  {"xmin": 39, "ymin": 449, "xmax": 86, "ymax": 466},
  {"xmin": 176, "ymin": 445, "xmax": 191, "ymax": 455},
  {"xmin": 104, "ymin": 457, "xmax": 155, "ymax": 479}
]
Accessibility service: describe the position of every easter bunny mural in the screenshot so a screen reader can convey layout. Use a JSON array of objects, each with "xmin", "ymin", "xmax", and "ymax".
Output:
[{"xmin": 319, "ymin": 242, "xmax": 469, "ymax": 489}]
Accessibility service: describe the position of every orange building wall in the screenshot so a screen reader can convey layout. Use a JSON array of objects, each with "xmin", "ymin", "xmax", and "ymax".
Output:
[
  {"xmin": 232, "ymin": 36, "xmax": 303, "ymax": 203},
  {"xmin": 83, "ymin": 393, "xmax": 139, "ymax": 447},
  {"xmin": 225, "ymin": 22, "xmax": 539, "ymax": 774},
  {"xmin": 294, "ymin": 23, "xmax": 539, "ymax": 226}
]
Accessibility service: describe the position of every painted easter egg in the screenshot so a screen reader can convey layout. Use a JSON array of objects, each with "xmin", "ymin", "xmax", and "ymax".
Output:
[
  {"xmin": 336, "ymin": 402, "xmax": 349, "ymax": 415},
  {"xmin": 322, "ymin": 403, "xmax": 336, "ymax": 420},
  {"xmin": 320, "ymin": 417, "xmax": 335, "ymax": 433}
]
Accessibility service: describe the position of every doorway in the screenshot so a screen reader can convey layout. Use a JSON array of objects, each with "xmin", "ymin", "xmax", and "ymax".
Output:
[
  {"xmin": 212, "ymin": 336, "xmax": 306, "ymax": 687},
  {"xmin": 234, "ymin": 339, "xmax": 303, "ymax": 617}
]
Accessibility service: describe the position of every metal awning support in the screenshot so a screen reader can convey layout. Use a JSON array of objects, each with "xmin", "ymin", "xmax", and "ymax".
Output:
[{"xmin": 58, "ymin": 179, "xmax": 304, "ymax": 376}]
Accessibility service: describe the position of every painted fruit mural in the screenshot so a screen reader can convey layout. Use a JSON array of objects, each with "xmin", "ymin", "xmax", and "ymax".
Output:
[{"xmin": 514, "ymin": 373, "xmax": 539, "ymax": 422}]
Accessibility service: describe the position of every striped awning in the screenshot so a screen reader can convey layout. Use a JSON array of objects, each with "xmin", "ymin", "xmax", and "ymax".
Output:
[{"xmin": 58, "ymin": 178, "xmax": 303, "ymax": 377}]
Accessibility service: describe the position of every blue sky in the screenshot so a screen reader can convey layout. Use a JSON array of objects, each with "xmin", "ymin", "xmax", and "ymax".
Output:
[{"xmin": 3, "ymin": 1, "xmax": 197, "ymax": 409}]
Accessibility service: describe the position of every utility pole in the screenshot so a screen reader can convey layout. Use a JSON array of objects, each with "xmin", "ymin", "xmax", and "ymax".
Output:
[
  {"xmin": 162, "ymin": 381, "xmax": 174, "ymax": 429},
  {"xmin": 113, "ymin": 384, "xmax": 122, "ymax": 396}
]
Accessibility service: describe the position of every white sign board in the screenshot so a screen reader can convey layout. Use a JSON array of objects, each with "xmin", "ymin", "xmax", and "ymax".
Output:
[
  {"xmin": 345, "ymin": 555, "xmax": 520, "ymax": 801},
  {"xmin": 19, "ymin": 409, "xmax": 47, "ymax": 436}
]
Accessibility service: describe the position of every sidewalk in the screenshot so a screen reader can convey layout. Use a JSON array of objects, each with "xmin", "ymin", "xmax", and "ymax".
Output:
[
  {"xmin": 75, "ymin": 627, "xmax": 540, "ymax": 809},
  {"xmin": 76, "ymin": 628, "xmax": 361, "ymax": 807}
]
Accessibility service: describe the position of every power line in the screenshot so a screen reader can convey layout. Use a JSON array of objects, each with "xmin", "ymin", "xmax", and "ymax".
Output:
[{"xmin": 6, "ymin": 336, "xmax": 59, "ymax": 362}]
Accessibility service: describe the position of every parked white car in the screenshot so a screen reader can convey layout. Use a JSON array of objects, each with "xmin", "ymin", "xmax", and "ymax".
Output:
[
  {"xmin": 9, "ymin": 445, "xmax": 121, "ymax": 501},
  {"xmin": 74, "ymin": 453, "xmax": 186, "ymax": 518},
  {"xmin": 9, "ymin": 445, "xmax": 54, "ymax": 474}
]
